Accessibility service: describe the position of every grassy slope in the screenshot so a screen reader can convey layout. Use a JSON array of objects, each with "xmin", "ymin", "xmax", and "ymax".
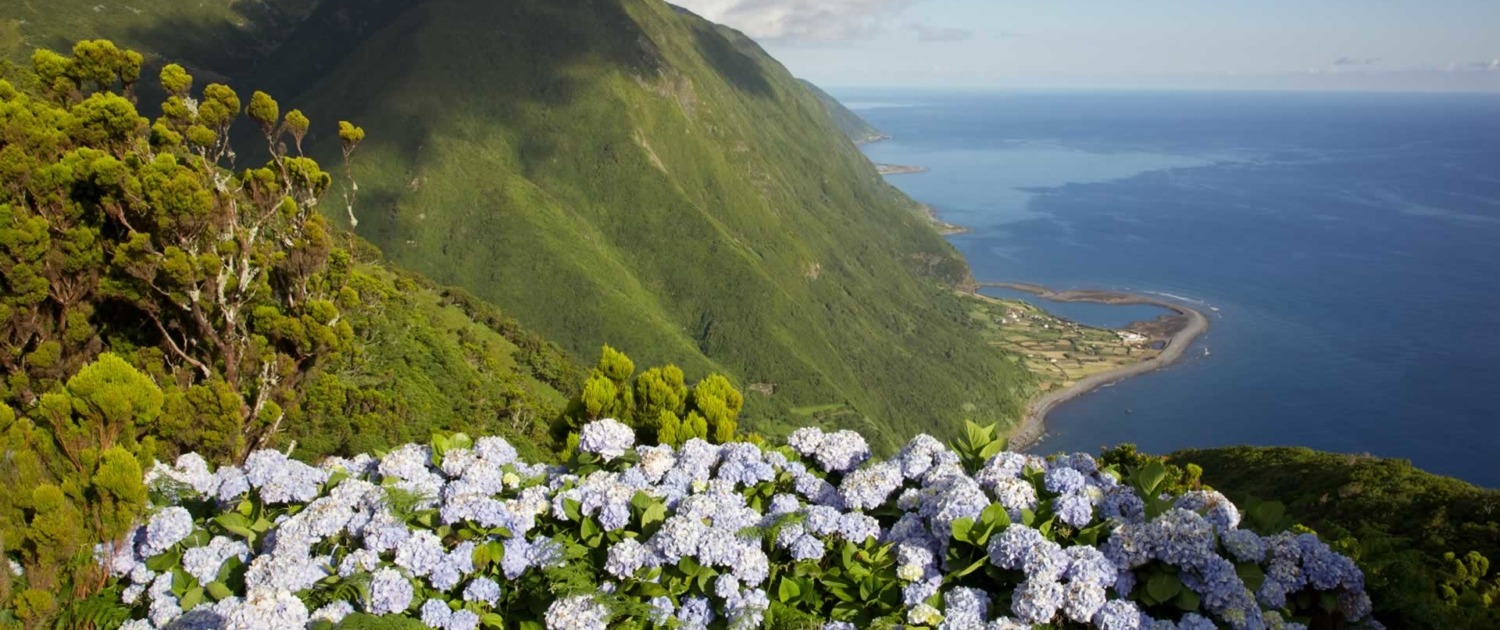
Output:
[
  {"xmin": 0, "ymin": 0, "xmax": 320, "ymax": 77},
  {"xmin": 269, "ymin": 0, "xmax": 1032, "ymax": 449},
  {"xmin": 1173, "ymin": 446, "xmax": 1500, "ymax": 629},
  {"xmin": 297, "ymin": 258, "xmax": 580, "ymax": 462},
  {"xmin": 2, "ymin": 0, "xmax": 1034, "ymax": 450},
  {"xmin": 799, "ymin": 79, "xmax": 885, "ymax": 143}
]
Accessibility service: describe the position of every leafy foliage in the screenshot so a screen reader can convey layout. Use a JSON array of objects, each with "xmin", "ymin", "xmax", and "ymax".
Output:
[
  {"xmin": 102, "ymin": 424, "xmax": 1379, "ymax": 629},
  {"xmin": 566, "ymin": 346, "xmax": 744, "ymax": 448},
  {"xmin": 0, "ymin": 40, "xmax": 581, "ymax": 626},
  {"xmin": 1173, "ymin": 446, "xmax": 1500, "ymax": 629}
]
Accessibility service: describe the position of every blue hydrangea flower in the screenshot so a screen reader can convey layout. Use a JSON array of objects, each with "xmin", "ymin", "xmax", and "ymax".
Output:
[
  {"xmin": 448, "ymin": 609, "xmax": 480, "ymax": 630},
  {"xmin": 839, "ymin": 461, "xmax": 902, "ymax": 510},
  {"xmin": 244, "ymin": 450, "xmax": 327, "ymax": 505},
  {"xmin": 463, "ymin": 577, "xmax": 501, "ymax": 606},
  {"xmin": 224, "ymin": 586, "xmax": 308, "ymax": 630},
  {"xmin": 940, "ymin": 586, "xmax": 991, "ymax": 629},
  {"xmin": 1011, "ymin": 577, "xmax": 1064, "ymax": 624},
  {"xmin": 1046, "ymin": 467, "xmax": 1088, "ymax": 495},
  {"xmin": 1093, "ymin": 599, "xmax": 1144, "ymax": 630},
  {"xmin": 545, "ymin": 595, "xmax": 609, "ymax": 630},
  {"xmin": 605, "ymin": 538, "xmax": 659, "ymax": 579},
  {"xmin": 1174, "ymin": 490, "xmax": 1241, "ymax": 531},
  {"xmin": 421, "ymin": 598, "xmax": 453, "ymax": 628},
  {"xmin": 676, "ymin": 596, "xmax": 715, "ymax": 629},
  {"xmin": 310, "ymin": 600, "xmax": 354, "ymax": 625},
  {"xmin": 141, "ymin": 507, "xmax": 194, "ymax": 558},
  {"xmin": 1055, "ymin": 490, "xmax": 1096, "ymax": 528},
  {"xmin": 1062, "ymin": 580, "xmax": 1108, "ymax": 623},
  {"xmin": 988, "ymin": 524, "xmax": 1046, "ymax": 570},
  {"xmin": 578, "ymin": 419, "xmax": 636, "ymax": 462},
  {"xmin": 1220, "ymin": 529, "xmax": 1267, "ymax": 563},
  {"xmin": 812, "ymin": 430, "xmax": 870, "ymax": 473},
  {"xmin": 648, "ymin": 596, "xmax": 675, "ymax": 625},
  {"xmin": 369, "ymin": 567, "xmax": 414, "ymax": 615}
]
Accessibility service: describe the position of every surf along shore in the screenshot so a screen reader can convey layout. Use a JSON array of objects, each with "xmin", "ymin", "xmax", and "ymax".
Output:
[
  {"xmin": 976, "ymin": 282, "xmax": 1210, "ymax": 451},
  {"xmin": 863, "ymin": 146, "xmax": 1207, "ymax": 451}
]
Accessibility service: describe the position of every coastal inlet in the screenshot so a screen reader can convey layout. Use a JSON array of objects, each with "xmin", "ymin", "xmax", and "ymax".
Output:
[{"xmin": 962, "ymin": 282, "xmax": 1210, "ymax": 451}]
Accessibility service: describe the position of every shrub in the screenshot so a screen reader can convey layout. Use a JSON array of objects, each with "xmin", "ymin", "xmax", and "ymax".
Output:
[{"xmin": 95, "ymin": 422, "xmax": 1378, "ymax": 629}]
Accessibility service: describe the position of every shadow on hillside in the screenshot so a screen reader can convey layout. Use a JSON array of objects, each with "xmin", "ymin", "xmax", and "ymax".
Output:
[
  {"xmin": 691, "ymin": 25, "xmax": 774, "ymax": 98},
  {"xmin": 115, "ymin": 0, "xmax": 335, "ymax": 82}
]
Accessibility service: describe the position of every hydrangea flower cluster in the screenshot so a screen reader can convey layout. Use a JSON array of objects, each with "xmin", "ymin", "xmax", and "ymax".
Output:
[{"xmin": 103, "ymin": 422, "xmax": 1382, "ymax": 630}]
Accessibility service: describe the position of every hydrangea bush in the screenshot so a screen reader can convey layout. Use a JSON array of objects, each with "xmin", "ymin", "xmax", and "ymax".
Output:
[{"xmin": 99, "ymin": 419, "xmax": 1379, "ymax": 629}]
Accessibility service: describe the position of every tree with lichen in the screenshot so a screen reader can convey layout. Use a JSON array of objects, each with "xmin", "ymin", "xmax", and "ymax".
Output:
[
  {"xmin": 564, "ymin": 346, "xmax": 743, "ymax": 445},
  {"xmin": 0, "ymin": 40, "xmax": 366, "ymax": 462},
  {"xmin": 0, "ymin": 354, "xmax": 153, "ymax": 625}
]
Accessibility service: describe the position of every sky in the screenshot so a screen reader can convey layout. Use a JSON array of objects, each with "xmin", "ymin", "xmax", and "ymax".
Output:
[{"xmin": 670, "ymin": 0, "xmax": 1500, "ymax": 91}]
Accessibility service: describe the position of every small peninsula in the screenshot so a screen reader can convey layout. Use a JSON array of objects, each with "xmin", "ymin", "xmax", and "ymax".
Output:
[
  {"xmin": 877, "ymin": 163, "xmax": 930, "ymax": 175},
  {"xmin": 964, "ymin": 282, "xmax": 1210, "ymax": 451}
]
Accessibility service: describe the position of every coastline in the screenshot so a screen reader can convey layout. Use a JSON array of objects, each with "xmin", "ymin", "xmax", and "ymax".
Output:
[
  {"xmin": 979, "ymin": 282, "xmax": 1211, "ymax": 451},
  {"xmin": 877, "ymin": 163, "xmax": 930, "ymax": 176}
]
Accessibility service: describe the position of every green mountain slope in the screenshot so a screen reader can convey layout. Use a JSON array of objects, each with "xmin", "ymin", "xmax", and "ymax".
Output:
[
  {"xmin": 300, "ymin": 257, "xmax": 581, "ymax": 461},
  {"xmin": 272, "ymin": 0, "xmax": 1030, "ymax": 448},
  {"xmin": 3, "ymin": 0, "xmax": 1034, "ymax": 449},
  {"xmin": 800, "ymin": 79, "xmax": 887, "ymax": 143}
]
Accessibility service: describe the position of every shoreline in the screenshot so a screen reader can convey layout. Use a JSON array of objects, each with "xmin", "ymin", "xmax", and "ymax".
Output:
[
  {"xmin": 877, "ymin": 163, "xmax": 930, "ymax": 176},
  {"xmin": 919, "ymin": 203, "xmax": 970, "ymax": 236},
  {"xmin": 977, "ymin": 282, "xmax": 1211, "ymax": 452}
]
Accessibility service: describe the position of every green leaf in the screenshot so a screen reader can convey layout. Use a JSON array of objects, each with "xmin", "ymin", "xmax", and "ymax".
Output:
[
  {"xmin": 449, "ymin": 433, "xmax": 473, "ymax": 450},
  {"xmin": 563, "ymin": 498, "xmax": 583, "ymax": 522},
  {"xmin": 481, "ymin": 613, "xmax": 505, "ymax": 629},
  {"xmin": 1174, "ymin": 588, "xmax": 1202, "ymax": 611},
  {"xmin": 641, "ymin": 502, "xmax": 667, "ymax": 530},
  {"xmin": 951, "ymin": 557, "xmax": 988, "ymax": 581},
  {"xmin": 1235, "ymin": 562, "xmax": 1267, "ymax": 593},
  {"xmin": 179, "ymin": 587, "xmax": 205, "ymax": 611},
  {"xmin": 950, "ymin": 517, "xmax": 975, "ymax": 543},
  {"xmin": 1147, "ymin": 572, "xmax": 1183, "ymax": 603},
  {"xmin": 1139, "ymin": 461, "xmax": 1168, "ymax": 495},
  {"xmin": 632, "ymin": 491, "xmax": 653, "ymax": 512},
  {"xmin": 977, "ymin": 503, "xmax": 1010, "ymax": 540},
  {"xmin": 214, "ymin": 512, "xmax": 256, "ymax": 542},
  {"xmin": 777, "ymin": 577, "xmax": 801, "ymax": 602},
  {"xmin": 1254, "ymin": 501, "xmax": 1286, "ymax": 530},
  {"xmin": 206, "ymin": 581, "xmax": 232, "ymax": 601},
  {"xmin": 144, "ymin": 551, "xmax": 177, "ymax": 573},
  {"xmin": 171, "ymin": 569, "xmax": 192, "ymax": 596}
]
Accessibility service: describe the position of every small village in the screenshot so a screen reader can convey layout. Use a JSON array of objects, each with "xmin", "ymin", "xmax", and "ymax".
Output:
[{"xmin": 966, "ymin": 292, "xmax": 1163, "ymax": 396}]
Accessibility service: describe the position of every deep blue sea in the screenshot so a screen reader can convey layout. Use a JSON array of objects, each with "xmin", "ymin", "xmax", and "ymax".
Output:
[{"xmin": 840, "ymin": 89, "xmax": 1500, "ymax": 487}]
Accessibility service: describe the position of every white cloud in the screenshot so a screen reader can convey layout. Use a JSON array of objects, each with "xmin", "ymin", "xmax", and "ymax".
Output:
[
  {"xmin": 672, "ymin": 0, "xmax": 919, "ymax": 42},
  {"xmin": 908, "ymin": 21, "xmax": 975, "ymax": 43}
]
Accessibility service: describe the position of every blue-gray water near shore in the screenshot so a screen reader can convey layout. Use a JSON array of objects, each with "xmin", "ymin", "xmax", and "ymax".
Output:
[{"xmin": 842, "ymin": 89, "xmax": 1500, "ymax": 487}]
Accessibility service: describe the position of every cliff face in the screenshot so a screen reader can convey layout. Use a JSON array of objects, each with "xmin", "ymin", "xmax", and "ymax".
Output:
[
  {"xmin": 800, "ymin": 79, "xmax": 887, "ymax": 144},
  {"xmin": 5, "ymin": 0, "xmax": 1032, "ymax": 447}
]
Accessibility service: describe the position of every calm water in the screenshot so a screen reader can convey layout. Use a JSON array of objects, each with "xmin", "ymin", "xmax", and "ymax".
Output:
[
  {"xmin": 978, "ymin": 286, "xmax": 1173, "ymax": 330},
  {"xmin": 843, "ymin": 90, "xmax": 1500, "ymax": 487}
]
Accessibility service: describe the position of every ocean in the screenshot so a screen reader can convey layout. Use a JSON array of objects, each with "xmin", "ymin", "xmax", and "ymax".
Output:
[{"xmin": 841, "ymin": 89, "xmax": 1500, "ymax": 487}]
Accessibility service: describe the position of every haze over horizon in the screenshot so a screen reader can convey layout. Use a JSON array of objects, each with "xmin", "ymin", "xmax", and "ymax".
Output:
[{"xmin": 672, "ymin": 0, "xmax": 1500, "ymax": 92}]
